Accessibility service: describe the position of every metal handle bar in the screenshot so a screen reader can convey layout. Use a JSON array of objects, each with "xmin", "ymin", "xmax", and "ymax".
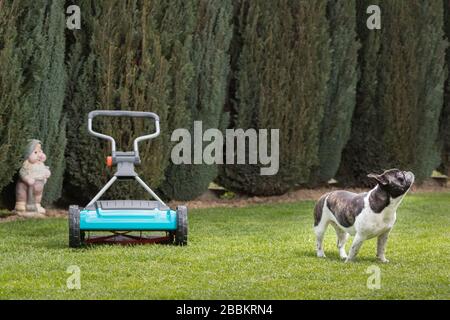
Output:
[{"xmin": 87, "ymin": 110, "xmax": 160, "ymax": 157}]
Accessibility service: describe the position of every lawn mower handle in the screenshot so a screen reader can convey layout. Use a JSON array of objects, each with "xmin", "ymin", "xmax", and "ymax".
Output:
[{"xmin": 87, "ymin": 110, "xmax": 160, "ymax": 157}]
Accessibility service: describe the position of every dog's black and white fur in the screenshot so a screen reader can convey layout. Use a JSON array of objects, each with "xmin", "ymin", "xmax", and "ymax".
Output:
[{"xmin": 313, "ymin": 169, "xmax": 414, "ymax": 263}]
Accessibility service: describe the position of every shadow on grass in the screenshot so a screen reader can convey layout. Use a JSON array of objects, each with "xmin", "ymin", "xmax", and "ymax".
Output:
[
  {"xmin": 295, "ymin": 248, "xmax": 382, "ymax": 264},
  {"xmin": 41, "ymin": 240, "xmax": 122, "ymax": 252},
  {"xmin": 42, "ymin": 238, "xmax": 177, "ymax": 251}
]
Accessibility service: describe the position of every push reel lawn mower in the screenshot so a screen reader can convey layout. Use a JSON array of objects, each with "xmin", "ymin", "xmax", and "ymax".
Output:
[{"xmin": 68, "ymin": 110, "xmax": 188, "ymax": 247}]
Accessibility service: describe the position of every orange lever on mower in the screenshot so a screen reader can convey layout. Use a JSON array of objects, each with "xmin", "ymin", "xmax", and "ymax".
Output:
[{"xmin": 106, "ymin": 156, "xmax": 113, "ymax": 168}]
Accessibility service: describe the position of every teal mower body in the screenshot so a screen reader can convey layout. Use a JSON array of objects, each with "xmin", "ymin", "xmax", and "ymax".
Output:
[
  {"xmin": 80, "ymin": 202, "xmax": 177, "ymax": 231},
  {"xmin": 68, "ymin": 110, "xmax": 188, "ymax": 247}
]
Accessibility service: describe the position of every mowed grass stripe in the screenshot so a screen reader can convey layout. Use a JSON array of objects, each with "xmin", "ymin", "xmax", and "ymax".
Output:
[{"xmin": 0, "ymin": 193, "xmax": 448, "ymax": 299}]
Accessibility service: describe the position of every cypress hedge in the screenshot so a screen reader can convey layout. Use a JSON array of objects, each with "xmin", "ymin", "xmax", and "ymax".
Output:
[
  {"xmin": 160, "ymin": 0, "xmax": 233, "ymax": 200},
  {"xmin": 0, "ymin": 1, "xmax": 32, "ymax": 198},
  {"xmin": 441, "ymin": 0, "xmax": 450, "ymax": 175},
  {"xmin": 64, "ymin": 0, "xmax": 195, "ymax": 202},
  {"xmin": 0, "ymin": 0, "xmax": 66, "ymax": 205},
  {"xmin": 218, "ymin": 0, "xmax": 331, "ymax": 195},
  {"xmin": 22, "ymin": 0, "xmax": 67, "ymax": 204},
  {"xmin": 403, "ymin": 1, "xmax": 447, "ymax": 182},
  {"xmin": 337, "ymin": 0, "xmax": 386, "ymax": 185},
  {"xmin": 314, "ymin": 0, "xmax": 360, "ymax": 184},
  {"xmin": 3, "ymin": 0, "xmax": 450, "ymax": 207},
  {"xmin": 338, "ymin": 0, "xmax": 448, "ymax": 185}
]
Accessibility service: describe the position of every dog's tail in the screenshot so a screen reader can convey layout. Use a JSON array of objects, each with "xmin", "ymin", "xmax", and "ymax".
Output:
[{"xmin": 314, "ymin": 193, "xmax": 330, "ymax": 227}]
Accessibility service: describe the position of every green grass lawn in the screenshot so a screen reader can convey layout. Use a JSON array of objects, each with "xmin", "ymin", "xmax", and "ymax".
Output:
[{"xmin": 0, "ymin": 193, "xmax": 449, "ymax": 299}]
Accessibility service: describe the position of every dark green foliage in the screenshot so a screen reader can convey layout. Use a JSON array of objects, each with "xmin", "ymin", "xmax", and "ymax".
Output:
[
  {"xmin": 0, "ymin": 1, "xmax": 32, "ymax": 196},
  {"xmin": 65, "ymin": 0, "xmax": 233, "ymax": 202},
  {"xmin": 337, "ymin": 0, "xmax": 383, "ymax": 185},
  {"xmin": 160, "ymin": 0, "xmax": 233, "ymax": 200},
  {"xmin": 21, "ymin": 0, "xmax": 67, "ymax": 204},
  {"xmin": 441, "ymin": 0, "xmax": 450, "ymax": 175},
  {"xmin": 64, "ymin": 0, "xmax": 196, "ymax": 202},
  {"xmin": 314, "ymin": 0, "xmax": 360, "ymax": 184},
  {"xmin": 339, "ymin": 0, "xmax": 447, "ymax": 185},
  {"xmin": 63, "ymin": 0, "xmax": 97, "ymax": 202},
  {"xmin": 400, "ymin": 0, "xmax": 448, "ymax": 182},
  {"xmin": 0, "ymin": 0, "xmax": 66, "ymax": 205},
  {"xmin": 219, "ymin": 0, "xmax": 331, "ymax": 195},
  {"xmin": 2, "ymin": 0, "xmax": 450, "ymax": 208}
]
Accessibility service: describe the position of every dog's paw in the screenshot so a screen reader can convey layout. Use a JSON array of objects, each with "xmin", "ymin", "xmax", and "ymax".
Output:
[
  {"xmin": 317, "ymin": 252, "xmax": 326, "ymax": 258},
  {"xmin": 339, "ymin": 249, "xmax": 348, "ymax": 260},
  {"xmin": 377, "ymin": 256, "xmax": 390, "ymax": 263}
]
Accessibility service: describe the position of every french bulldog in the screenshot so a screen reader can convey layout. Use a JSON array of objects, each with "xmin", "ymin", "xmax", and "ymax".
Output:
[{"xmin": 313, "ymin": 169, "xmax": 414, "ymax": 263}]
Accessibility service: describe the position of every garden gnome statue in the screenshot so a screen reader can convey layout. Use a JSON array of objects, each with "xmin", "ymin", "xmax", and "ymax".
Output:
[{"xmin": 15, "ymin": 139, "xmax": 51, "ymax": 218}]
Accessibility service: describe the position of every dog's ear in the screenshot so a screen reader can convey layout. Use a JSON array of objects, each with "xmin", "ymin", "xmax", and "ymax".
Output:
[{"xmin": 367, "ymin": 173, "xmax": 388, "ymax": 186}]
